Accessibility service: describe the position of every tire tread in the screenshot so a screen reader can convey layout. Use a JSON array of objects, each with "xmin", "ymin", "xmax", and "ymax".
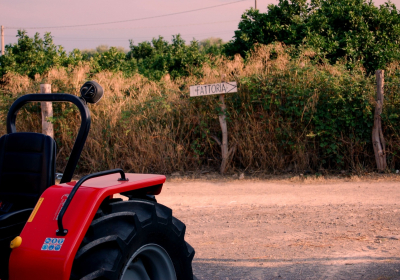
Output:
[{"xmin": 71, "ymin": 199, "xmax": 194, "ymax": 280}]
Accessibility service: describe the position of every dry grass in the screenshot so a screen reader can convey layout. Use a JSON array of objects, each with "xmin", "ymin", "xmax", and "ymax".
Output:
[{"xmin": 1, "ymin": 44, "xmax": 400, "ymax": 175}]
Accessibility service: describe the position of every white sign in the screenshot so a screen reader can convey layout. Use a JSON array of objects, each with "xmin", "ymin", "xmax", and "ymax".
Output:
[{"xmin": 190, "ymin": 82, "xmax": 237, "ymax": 97}]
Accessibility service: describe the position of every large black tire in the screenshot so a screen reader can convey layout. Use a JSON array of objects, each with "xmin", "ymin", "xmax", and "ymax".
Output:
[{"xmin": 70, "ymin": 198, "xmax": 194, "ymax": 280}]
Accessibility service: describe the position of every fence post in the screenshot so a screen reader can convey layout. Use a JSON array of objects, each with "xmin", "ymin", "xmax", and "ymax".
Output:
[
  {"xmin": 372, "ymin": 70, "xmax": 386, "ymax": 172},
  {"xmin": 40, "ymin": 84, "xmax": 54, "ymax": 138},
  {"xmin": 218, "ymin": 75, "xmax": 237, "ymax": 174},
  {"xmin": 219, "ymin": 94, "xmax": 229, "ymax": 174}
]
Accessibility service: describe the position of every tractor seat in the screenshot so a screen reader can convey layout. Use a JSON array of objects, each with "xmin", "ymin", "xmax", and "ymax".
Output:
[
  {"xmin": 0, "ymin": 132, "xmax": 56, "ymax": 280},
  {"xmin": 0, "ymin": 132, "xmax": 56, "ymax": 214}
]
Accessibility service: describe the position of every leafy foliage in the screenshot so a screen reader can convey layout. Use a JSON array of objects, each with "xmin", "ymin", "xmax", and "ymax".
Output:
[
  {"xmin": 225, "ymin": 0, "xmax": 400, "ymax": 72},
  {"xmin": 198, "ymin": 37, "xmax": 225, "ymax": 56},
  {"xmin": 91, "ymin": 47, "xmax": 136, "ymax": 75},
  {"xmin": 0, "ymin": 30, "xmax": 69, "ymax": 79},
  {"xmin": 2, "ymin": 6, "xmax": 400, "ymax": 174},
  {"xmin": 81, "ymin": 45, "xmax": 127, "ymax": 58},
  {"xmin": 238, "ymin": 62, "xmax": 374, "ymax": 169},
  {"xmin": 127, "ymin": 35, "xmax": 207, "ymax": 80},
  {"xmin": 0, "ymin": 32, "xmax": 225, "ymax": 81},
  {"xmin": 1, "ymin": 43, "xmax": 400, "ymax": 173}
]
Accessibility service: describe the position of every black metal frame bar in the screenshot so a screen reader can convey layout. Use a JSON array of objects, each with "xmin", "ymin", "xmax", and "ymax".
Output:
[
  {"xmin": 6, "ymin": 93, "xmax": 129, "ymax": 236},
  {"xmin": 56, "ymin": 168, "xmax": 128, "ymax": 236},
  {"xmin": 6, "ymin": 93, "xmax": 91, "ymax": 184}
]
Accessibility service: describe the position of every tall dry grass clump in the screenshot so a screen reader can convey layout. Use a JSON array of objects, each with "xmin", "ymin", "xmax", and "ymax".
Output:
[{"xmin": 1, "ymin": 43, "xmax": 400, "ymax": 175}]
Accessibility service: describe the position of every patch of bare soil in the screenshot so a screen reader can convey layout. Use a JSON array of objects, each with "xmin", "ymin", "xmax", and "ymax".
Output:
[{"xmin": 156, "ymin": 178, "xmax": 400, "ymax": 280}]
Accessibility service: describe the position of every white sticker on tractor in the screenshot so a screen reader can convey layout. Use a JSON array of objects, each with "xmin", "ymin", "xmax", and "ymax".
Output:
[{"xmin": 41, "ymin": 237, "xmax": 65, "ymax": 251}]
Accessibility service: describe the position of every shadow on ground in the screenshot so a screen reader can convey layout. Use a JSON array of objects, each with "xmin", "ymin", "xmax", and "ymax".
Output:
[{"xmin": 193, "ymin": 256, "xmax": 400, "ymax": 280}]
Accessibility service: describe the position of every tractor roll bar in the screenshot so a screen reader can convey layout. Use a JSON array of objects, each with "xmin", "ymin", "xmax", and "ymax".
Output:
[
  {"xmin": 6, "ymin": 93, "xmax": 91, "ymax": 184},
  {"xmin": 56, "ymin": 168, "xmax": 129, "ymax": 236}
]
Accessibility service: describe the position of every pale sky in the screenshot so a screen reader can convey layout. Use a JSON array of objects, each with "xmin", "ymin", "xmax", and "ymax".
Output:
[{"xmin": 1, "ymin": 0, "xmax": 397, "ymax": 52}]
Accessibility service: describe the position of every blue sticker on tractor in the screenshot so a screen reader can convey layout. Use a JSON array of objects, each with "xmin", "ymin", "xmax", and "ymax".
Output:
[{"xmin": 41, "ymin": 238, "xmax": 65, "ymax": 251}]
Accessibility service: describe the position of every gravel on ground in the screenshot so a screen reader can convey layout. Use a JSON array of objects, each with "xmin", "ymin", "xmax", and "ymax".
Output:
[{"xmin": 156, "ymin": 176, "xmax": 400, "ymax": 280}]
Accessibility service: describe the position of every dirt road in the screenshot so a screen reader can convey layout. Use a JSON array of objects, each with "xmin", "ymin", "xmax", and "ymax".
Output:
[{"xmin": 156, "ymin": 177, "xmax": 400, "ymax": 280}]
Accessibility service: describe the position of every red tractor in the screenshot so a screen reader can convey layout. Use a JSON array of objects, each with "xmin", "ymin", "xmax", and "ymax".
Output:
[{"xmin": 0, "ymin": 81, "xmax": 194, "ymax": 280}]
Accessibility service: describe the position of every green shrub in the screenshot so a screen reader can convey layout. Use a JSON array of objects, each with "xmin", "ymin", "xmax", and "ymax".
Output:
[{"xmin": 225, "ymin": 0, "xmax": 400, "ymax": 73}]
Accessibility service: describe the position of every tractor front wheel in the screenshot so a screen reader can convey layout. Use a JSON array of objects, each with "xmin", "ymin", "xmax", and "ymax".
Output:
[{"xmin": 70, "ymin": 198, "xmax": 194, "ymax": 280}]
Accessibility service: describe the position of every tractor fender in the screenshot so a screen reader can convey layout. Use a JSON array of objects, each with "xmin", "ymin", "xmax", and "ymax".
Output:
[{"xmin": 8, "ymin": 173, "xmax": 165, "ymax": 280}]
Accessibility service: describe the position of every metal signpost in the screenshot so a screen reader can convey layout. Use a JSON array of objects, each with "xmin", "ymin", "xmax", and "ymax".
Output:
[{"xmin": 190, "ymin": 79, "xmax": 238, "ymax": 174}]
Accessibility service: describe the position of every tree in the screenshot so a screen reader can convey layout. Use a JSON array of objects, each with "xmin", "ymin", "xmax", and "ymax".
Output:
[
  {"xmin": 225, "ymin": 0, "xmax": 400, "ymax": 72},
  {"xmin": 127, "ymin": 35, "xmax": 206, "ymax": 80},
  {"xmin": 81, "ymin": 45, "xmax": 127, "ymax": 58},
  {"xmin": 0, "ymin": 30, "xmax": 69, "ymax": 78},
  {"xmin": 90, "ymin": 47, "xmax": 136, "ymax": 75},
  {"xmin": 199, "ymin": 37, "xmax": 225, "ymax": 56}
]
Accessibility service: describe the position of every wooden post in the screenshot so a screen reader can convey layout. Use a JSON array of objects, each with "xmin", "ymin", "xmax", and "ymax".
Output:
[
  {"xmin": 1, "ymin": 25, "xmax": 4, "ymax": 56},
  {"xmin": 372, "ymin": 70, "xmax": 386, "ymax": 172},
  {"xmin": 40, "ymin": 84, "xmax": 54, "ymax": 138},
  {"xmin": 219, "ymin": 93, "xmax": 229, "ymax": 174},
  {"xmin": 217, "ymin": 75, "xmax": 237, "ymax": 174},
  {"xmin": 255, "ymin": 0, "xmax": 257, "ymax": 9},
  {"xmin": 189, "ymin": 77, "xmax": 238, "ymax": 174}
]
